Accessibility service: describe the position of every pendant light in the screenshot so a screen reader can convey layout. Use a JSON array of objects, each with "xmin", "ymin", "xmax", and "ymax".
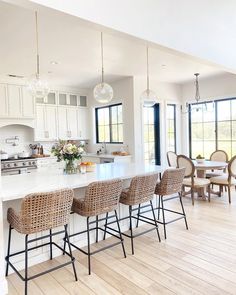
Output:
[
  {"xmin": 93, "ymin": 32, "xmax": 113, "ymax": 103},
  {"xmin": 140, "ymin": 46, "xmax": 157, "ymax": 107},
  {"xmin": 27, "ymin": 11, "xmax": 49, "ymax": 99},
  {"xmin": 181, "ymin": 73, "xmax": 208, "ymax": 114}
]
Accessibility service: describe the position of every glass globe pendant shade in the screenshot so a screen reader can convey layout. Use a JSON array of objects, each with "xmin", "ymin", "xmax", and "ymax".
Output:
[
  {"xmin": 93, "ymin": 82, "xmax": 113, "ymax": 103},
  {"xmin": 141, "ymin": 88, "xmax": 157, "ymax": 107},
  {"xmin": 27, "ymin": 74, "xmax": 50, "ymax": 99}
]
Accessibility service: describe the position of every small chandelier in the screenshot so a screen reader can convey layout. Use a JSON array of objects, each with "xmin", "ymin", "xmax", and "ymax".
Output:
[
  {"xmin": 140, "ymin": 46, "xmax": 157, "ymax": 107},
  {"xmin": 182, "ymin": 73, "xmax": 208, "ymax": 114},
  {"xmin": 93, "ymin": 32, "xmax": 113, "ymax": 103},
  {"xmin": 27, "ymin": 11, "xmax": 49, "ymax": 99}
]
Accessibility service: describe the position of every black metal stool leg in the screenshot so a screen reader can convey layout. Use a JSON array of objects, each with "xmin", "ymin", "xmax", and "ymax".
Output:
[
  {"xmin": 5, "ymin": 225, "xmax": 12, "ymax": 277},
  {"xmin": 87, "ymin": 217, "xmax": 91, "ymax": 275},
  {"xmin": 160, "ymin": 196, "xmax": 167, "ymax": 239},
  {"xmin": 129, "ymin": 205, "xmax": 134, "ymax": 255},
  {"xmin": 64, "ymin": 225, "xmax": 78, "ymax": 281},
  {"xmin": 136, "ymin": 204, "xmax": 141, "ymax": 228},
  {"xmin": 63, "ymin": 233, "xmax": 66, "ymax": 255},
  {"xmin": 49, "ymin": 229, "xmax": 53, "ymax": 260},
  {"xmin": 25, "ymin": 234, "xmax": 28, "ymax": 295},
  {"xmin": 96, "ymin": 215, "xmax": 99, "ymax": 243},
  {"xmin": 158, "ymin": 195, "xmax": 161, "ymax": 220},
  {"xmin": 103, "ymin": 212, "xmax": 109, "ymax": 240},
  {"xmin": 179, "ymin": 192, "xmax": 188, "ymax": 230},
  {"xmin": 150, "ymin": 200, "xmax": 161, "ymax": 242},
  {"xmin": 114, "ymin": 210, "xmax": 126, "ymax": 258}
]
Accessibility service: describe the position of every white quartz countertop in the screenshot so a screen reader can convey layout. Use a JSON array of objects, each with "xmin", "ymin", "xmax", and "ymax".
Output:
[
  {"xmin": 83, "ymin": 153, "xmax": 132, "ymax": 159},
  {"xmin": 1, "ymin": 162, "xmax": 164, "ymax": 202}
]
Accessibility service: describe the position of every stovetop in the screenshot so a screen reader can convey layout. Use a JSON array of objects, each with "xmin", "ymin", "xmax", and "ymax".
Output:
[{"xmin": 1, "ymin": 157, "xmax": 35, "ymax": 162}]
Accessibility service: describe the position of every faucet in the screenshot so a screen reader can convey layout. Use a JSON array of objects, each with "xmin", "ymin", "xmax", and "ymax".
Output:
[{"xmin": 102, "ymin": 142, "xmax": 107, "ymax": 154}]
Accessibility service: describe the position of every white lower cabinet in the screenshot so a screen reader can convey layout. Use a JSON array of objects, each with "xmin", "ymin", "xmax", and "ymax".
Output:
[{"xmin": 35, "ymin": 105, "xmax": 58, "ymax": 141}]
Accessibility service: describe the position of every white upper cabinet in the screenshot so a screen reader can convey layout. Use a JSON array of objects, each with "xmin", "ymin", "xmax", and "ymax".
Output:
[
  {"xmin": 0, "ymin": 84, "xmax": 35, "ymax": 119},
  {"xmin": 58, "ymin": 107, "xmax": 68, "ymax": 139},
  {"xmin": 21, "ymin": 87, "xmax": 35, "ymax": 118},
  {"xmin": 35, "ymin": 105, "xmax": 58, "ymax": 141},
  {"xmin": 78, "ymin": 107, "xmax": 88, "ymax": 139},
  {"xmin": 0, "ymin": 84, "xmax": 8, "ymax": 117},
  {"xmin": 58, "ymin": 107, "xmax": 78, "ymax": 140},
  {"xmin": 7, "ymin": 85, "xmax": 21, "ymax": 118}
]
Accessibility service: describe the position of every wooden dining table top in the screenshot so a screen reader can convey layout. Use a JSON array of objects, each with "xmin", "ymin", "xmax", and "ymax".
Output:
[{"xmin": 192, "ymin": 160, "xmax": 228, "ymax": 170}]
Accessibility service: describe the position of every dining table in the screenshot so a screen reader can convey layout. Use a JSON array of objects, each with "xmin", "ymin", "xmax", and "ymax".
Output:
[{"xmin": 192, "ymin": 160, "xmax": 228, "ymax": 198}]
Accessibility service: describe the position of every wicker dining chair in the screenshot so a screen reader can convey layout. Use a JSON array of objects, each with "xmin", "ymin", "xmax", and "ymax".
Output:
[
  {"xmin": 177, "ymin": 155, "xmax": 211, "ymax": 205},
  {"xmin": 5, "ymin": 189, "xmax": 77, "ymax": 295},
  {"xmin": 210, "ymin": 155, "xmax": 236, "ymax": 203},
  {"xmin": 111, "ymin": 172, "xmax": 161, "ymax": 255},
  {"xmin": 206, "ymin": 150, "xmax": 228, "ymax": 178},
  {"xmin": 167, "ymin": 151, "xmax": 178, "ymax": 168},
  {"xmin": 65, "ymin": 179, "xmax": 126, "ymax": 275},
  {"xmin": 154, "ymin": 168, "xmax": 187, "ymax": 239}
]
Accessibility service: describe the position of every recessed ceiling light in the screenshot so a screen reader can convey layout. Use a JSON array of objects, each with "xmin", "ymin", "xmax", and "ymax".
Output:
[
  {"xmin": 50, "ymin": 61, "xmax": 58, "ymax": 65},
  {"xmin": 161, "ymin": 64, "xmax": 167, "ymax": 68}
]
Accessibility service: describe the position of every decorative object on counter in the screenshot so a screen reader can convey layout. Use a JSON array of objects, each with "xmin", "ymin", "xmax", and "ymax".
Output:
[
  {"xmin": 140, "ymin": 46, "xmax": 157, "ymax": 107},
  {"xmin": 80, "ymin": 162, "xmax": 96, "ymax": 173},
  {"xmin": 18, "ymin": 151, "xmax": 31, "ymax": 158},
  {"xmin": 27, "ymin": 11, "xmax": 49, "ymax": 99},
  {"xmin": 93, "ymin": 32, "xmax": 113, "ymax": 103},
  {"xmin": 51, "ymin": 140, "xmax": 84, "ymax": 174},
  {"xmin": 112, "ymin": 151, "xmax": 129, "ymax": 156},
  {"xmin": 196, "ymin": 154, "xmax": 205, "ymax": 163}
]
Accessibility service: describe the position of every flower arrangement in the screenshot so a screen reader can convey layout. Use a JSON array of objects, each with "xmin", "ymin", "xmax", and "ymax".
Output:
[{"xmin": 51, "ymin": 140, "xmax": 84, "ymax": 173}]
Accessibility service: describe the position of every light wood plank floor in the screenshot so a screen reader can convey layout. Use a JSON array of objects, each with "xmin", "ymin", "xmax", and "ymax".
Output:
[{"xmin": 7, "ymin": 191, "xmax": 236, "ymax": 295}]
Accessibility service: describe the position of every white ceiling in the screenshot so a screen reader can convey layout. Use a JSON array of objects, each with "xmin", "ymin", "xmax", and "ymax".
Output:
[{"xmin": 0, "ymin": 1, "xmax": 227, "ymax": 89}]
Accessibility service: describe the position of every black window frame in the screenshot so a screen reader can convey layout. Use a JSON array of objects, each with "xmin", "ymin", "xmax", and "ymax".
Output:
[
  {"xmin": 95, "ymin": 103, "xmax": 123, "ymax": 144},
  {"xmin": 166, "ymin": 104, "xmax": 177, "ymax": 153},
  {"xmin": 189, "ymin": 97, "xmax": 236, "ymax": 159}
]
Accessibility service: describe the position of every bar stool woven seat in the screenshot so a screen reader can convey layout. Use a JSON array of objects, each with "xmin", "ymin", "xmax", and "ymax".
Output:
[
  {"xmin": 72, "ymin": 179, "xmax": 123, "ymax": 216},
  {"xmin": 5, "ymin": 189, "xmax": 77, "ymax": 295},
  {"xmin": 114, "ymin": 172, "xmax": 161, "ymax": 255},
  {"xmin": 66, "ymin": 179, "xmax": 126, "ymax": 275},
  {"xmin": 154, "ymin": 168, "xmax": 188, "ymax": 239}
]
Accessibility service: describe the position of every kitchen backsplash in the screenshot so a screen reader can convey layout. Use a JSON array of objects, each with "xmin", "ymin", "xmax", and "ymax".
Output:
[{"xmin": 0, "ymin": 124, "xmax": 89, "ymax": 157}]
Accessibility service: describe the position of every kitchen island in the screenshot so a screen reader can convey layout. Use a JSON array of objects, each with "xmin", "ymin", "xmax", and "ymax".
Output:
[{"xmin": 0, "ymin": 162, "xmax": 164, "ymax": 294}]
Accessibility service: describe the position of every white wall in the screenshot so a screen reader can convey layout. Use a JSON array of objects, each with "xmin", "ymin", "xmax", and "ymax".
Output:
[{"xmin": 87, "ymin": 77, "xmax": 135, "ymax": 156}]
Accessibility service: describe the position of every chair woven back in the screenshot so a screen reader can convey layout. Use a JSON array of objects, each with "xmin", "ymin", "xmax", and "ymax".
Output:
[
  {"xmin": 155, "ymin": 168, "xmax": 185, "ymax": 195},
  {"xmin": 167, "ymin": 151, "xmax": 177, "ymax": 167},
  {"xmin": 210, "ymin": 150, "xmax": 228, "ymax": 162},
  {"xmin": 177, "ymin": 155, "xmax": 195, "ymax": 178},
  {"xmin": 19, "ymin": 189, "xmax": 74, "ymax": 234},
  {"xmin": 126, "ymin": 172, "xmax": 159, "ymax": 204},
  {"xmin": 83, "ymin": 179, "xmax": 123, "ymax": 216},
  {"xmin": 228, "ymin": 155, "xmax": 236, "ymax": 177}
]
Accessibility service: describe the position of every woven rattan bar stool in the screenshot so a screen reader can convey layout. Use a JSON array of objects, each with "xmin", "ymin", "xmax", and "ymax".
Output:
[
  {"xmin": 105, "ymin": 172, "xmax": 160, "ymax": 255},
  {"xmin": 64, "ymin": 179, "xmax": 126, "ymax": 275},
  {"xmin": 5, "ymin": 189, "xmax": 77, "ymax": 295},
  {"xmin": 154, "ymin": 168, "xmax": 188, "ymax": 239}
]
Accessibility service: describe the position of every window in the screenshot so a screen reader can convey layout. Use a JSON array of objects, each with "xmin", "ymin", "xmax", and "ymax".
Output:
[
  {"xmin": 189, "ymin": 98, "xmax": 236, "ymax": 159},
  {"xmin": 95, "ymin": 104, "xmax": 123, "ymax": 143},
  {"xmin": 143, "ymin": 104, "xmax": 161, "ymax": 165},
  {"xmin": 167, "ymin": 104, "xmax": 177, "ymax": 152}
]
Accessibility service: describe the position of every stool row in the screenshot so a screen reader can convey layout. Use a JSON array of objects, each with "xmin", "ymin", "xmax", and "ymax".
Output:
[{"xmin": 5, "ymin": 168, "xmax": 188, "ymax": 295}]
